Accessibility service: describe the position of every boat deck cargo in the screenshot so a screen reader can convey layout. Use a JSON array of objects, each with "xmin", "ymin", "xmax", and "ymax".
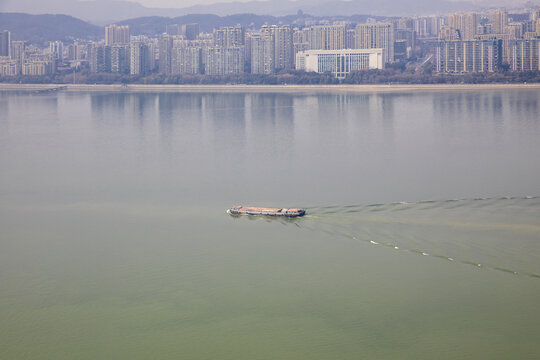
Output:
[{"xmin": 227, "ymin": 206, "xmax": 306, "ymax": 217}]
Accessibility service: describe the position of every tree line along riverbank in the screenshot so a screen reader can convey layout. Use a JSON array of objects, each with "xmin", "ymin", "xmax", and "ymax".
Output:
[{"xmin": 2, "ymin": 67, "xmax": 540, "ymax": 86}]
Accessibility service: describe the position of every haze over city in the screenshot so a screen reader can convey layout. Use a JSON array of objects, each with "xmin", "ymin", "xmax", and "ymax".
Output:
[
  {"xmin": 2, "ymin": 0, "xmax": 540, "ymax": 360},
  {"xmin": 1, "ymin": 0, "xmax": 536, "ymax": 23}
]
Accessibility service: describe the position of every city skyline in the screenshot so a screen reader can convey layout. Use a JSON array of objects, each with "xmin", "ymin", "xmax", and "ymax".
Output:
[{"xmin": 2, "ymin": 7, "xmax": 540, "ymax": 79}]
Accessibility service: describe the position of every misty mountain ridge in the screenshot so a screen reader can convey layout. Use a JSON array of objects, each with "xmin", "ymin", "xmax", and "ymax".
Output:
[
  {"xmin": 1, "ymin": 0, "xmax": 536, "ymax": 24},
  {"xmin": 0, "ymin": 13, "xmax": 102, "ymax": 44},
  {"xmin": 0, "ymin": 12, "xmax": 387, "ymax": 43}
]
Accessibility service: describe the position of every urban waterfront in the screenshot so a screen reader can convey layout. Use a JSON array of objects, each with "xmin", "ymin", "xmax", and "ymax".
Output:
[{"xmin": 1, "ymin": 89, "xmax": 540, "ymax": 359}]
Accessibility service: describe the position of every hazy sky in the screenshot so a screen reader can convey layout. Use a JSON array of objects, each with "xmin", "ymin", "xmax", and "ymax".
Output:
[
  {"xmin": 129, "ymin": 0, "xmax": 251, "ymax": 7},
  {"xmin": 112, "ymin": 0, "xmax": 520, "ymax": 9}
]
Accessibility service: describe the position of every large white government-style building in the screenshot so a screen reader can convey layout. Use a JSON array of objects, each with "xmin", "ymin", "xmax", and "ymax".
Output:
[{"xmin": 296, "ymin": 48, "xmax": 384, "ymax": 78}]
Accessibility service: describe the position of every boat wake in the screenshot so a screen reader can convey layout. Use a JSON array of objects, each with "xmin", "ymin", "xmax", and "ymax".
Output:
[{"xmin": 283, "ymin": 196, "xmax": 540, "ymax": 279}]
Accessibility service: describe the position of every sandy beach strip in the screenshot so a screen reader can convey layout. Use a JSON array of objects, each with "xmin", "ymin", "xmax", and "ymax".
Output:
[{"xmin": 1, "ymin": 83, "xmax": 540, "ymax": 93}]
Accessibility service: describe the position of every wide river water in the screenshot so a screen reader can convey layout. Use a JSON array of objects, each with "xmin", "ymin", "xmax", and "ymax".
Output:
[{"xmin": 1, "ymin": 89, "xmax": 540, "ymax": 359}]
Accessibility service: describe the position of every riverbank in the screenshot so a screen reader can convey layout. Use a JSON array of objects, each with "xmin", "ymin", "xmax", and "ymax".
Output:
[{"xmin": 1, "ymin": 83, "xmax": 540, "ymax": 93}]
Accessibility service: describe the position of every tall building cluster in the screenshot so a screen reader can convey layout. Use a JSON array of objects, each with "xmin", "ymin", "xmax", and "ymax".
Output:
[
  {"xmin": 435, "ymin": 9, "xmax": 540, "ymax": 73},
  {"xmin": 0, "ymin": 30, "xmax": 58, "ymax": 76},
  {"xmin": 105, "ymin": 24, "xmax": 130, "ymax": 46},
  {"xmin": 2, "ymin": 7, "xmax": 540, "ymax": 78}
]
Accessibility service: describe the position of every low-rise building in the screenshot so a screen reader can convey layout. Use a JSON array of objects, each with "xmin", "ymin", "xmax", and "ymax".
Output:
[
  {"xmin": 296, "ymin": 48, "xmax": 384, "ymax": 78},
  {"xmin": 0, "ymin": 56, "xmax": 18, "ymax": 76},
  {"xmin": 22, "ymin": 56, "xmax": 56, "ymax": 75}
]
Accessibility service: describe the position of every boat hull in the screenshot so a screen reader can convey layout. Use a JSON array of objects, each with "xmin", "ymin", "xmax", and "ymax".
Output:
[{"xmin": 227, "ymin": 206, "xmax": 306, "ymax": 218}]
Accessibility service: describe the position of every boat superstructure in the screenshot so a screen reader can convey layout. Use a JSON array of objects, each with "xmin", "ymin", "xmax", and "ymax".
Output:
[{"xmin": 227, "ymin": 205, "xmax": 306, "ymax": 217}]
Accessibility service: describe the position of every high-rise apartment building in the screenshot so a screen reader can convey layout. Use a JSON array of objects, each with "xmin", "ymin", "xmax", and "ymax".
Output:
[
  {"xmin": 67, "ymin": 41, "xmax": 83, "ymax": 61},
  {"xmin": 448, "ymin": 13, "xmax": 478, "ymax": 40},
  {"xmin": 105, "ymin": 25, "xmax": 130, "ymax": 46},
  {"xmin": 346, "ymin": 29, "xmax": 356, "ymax": 49},
  {"xmin": 395, "ymin": 29, "xmax": 416, "ymax": 59},
  {"xmin": 0, "ymin": 30, "xmax": 11, "ymax": 57},
  {"xmin": 397, "ymin": 18, "xmax": 414, "ymax": 31},
  {"xmin": 213, "ymin": 26, "xmax": 245, "ymax": 47},
  {"xmin": 158, "ymin": 35, "xmax": 173, "ymax": 75},
  {"xmin": 490, "ymin": 11, "xmax": 508, "ymax": 34},
  {"xmin": 261, "ymin": 25, "xmax": 294, "ymax": 71},
  {"xmin": 505, "ymin": 23, "xmax": 526, "ymax": 39},
  {"xmin": 435, "ymin": 40, "xmax": 502, "ymax": 73},
  {"xmin": 88, "ymin": 43, "xmax": 107, "ymax": 73},
  {"xmin": 305, "ymin": 25, "xmax": 346, "ymax": 51},
  {"xmin": 182, "ymin": 24, "xmax": 200, "ymax": 40},
  {"xmin": 414, "ymin": 16, "xmax": 443, "ymax": 38},
  {"xmin": 475, "ymin": 33, "xmax": 513, "ymax": 64},
  {"xmin": 130, "ymin": 42, "xmax": 151, "ymax": 75},
  {"xmin": 10, "ymin": 41, "xmax": 26, "ymax": 69},
  {"xmin": 171, "ymin": 46, "xmax": 201, "ymax": 74},
  {"xmin": 439, "ymin": 26, "xmax": 461, "ymax": 40},
  {"xmin": 355, "ymin": 23, "xmax": 395, "ymax": 64},
  {"xmin": 204, "ymin": 46, "xmax": 244, "ymax": 75},
  {"xmin": 88, "ymin": 43, "xmax": 129, "ymax": 74},
  {"xmin": 166, "ymin": 24, "xmax": 181, "ymax": 36},
  {"xmin": 510, "ymin": 39, "xmax": 540, "ymax": 71},
  {"xmin": 251, "ymin": 32, "xmax": 275, "ymax": 74},
  {"xmin": 49, "ymin": 41, "xmax": 64, "ymax": 62},
  {"xmin": 111, "ymin": 45, "xmax": 130, "ymax": 74},
  {"xmin": 293, "ymin": 28, "xmax": 309, "ymax": 61}
]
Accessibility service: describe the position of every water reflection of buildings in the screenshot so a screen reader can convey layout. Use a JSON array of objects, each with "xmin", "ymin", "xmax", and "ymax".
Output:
[
  {"xmin": 203, "ymin": 93, "xmax": 246, "ymax": 144},
  {"xmin": 90, "ymin": 93, "xmax": 127, "ymax": 119},
  {"xmin": 90, "ymin": 92, "xmax": 158, "ymax": 127},
  {"xmin": 157, "ymin": 93, "xmax": 204, "ymax": 156},
  {"xmin": 293, "ymin": 93, "xmax": 396, "ymax": 147},
  {"xmin": 247, "ymin": 93, "xmax": 294, "ymax": 153},
  {"xmin": 11, "ymin": 94, "xmax": 60, "ymax": 125},
  {"xmin": 507, "ymin": 91, "xmax": 539, "ymax": 124},
  {"xmin": 432, "ymin": 91, "xmax": 504, "ymax": 123}
]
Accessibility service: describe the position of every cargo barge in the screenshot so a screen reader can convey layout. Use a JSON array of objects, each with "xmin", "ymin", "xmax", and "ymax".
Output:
[{"xmin": 227, "ymin": 206, "xmax": 306, "ymax": 217}]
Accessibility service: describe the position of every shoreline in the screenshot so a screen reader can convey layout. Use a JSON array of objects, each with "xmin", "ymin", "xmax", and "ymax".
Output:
[{"xmin": 1, "ymin": 83, "xmax": 540, "ymax": 93}]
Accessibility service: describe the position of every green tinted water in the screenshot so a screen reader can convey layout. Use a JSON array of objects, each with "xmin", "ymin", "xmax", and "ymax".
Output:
[{"xmin": 1, "ymin": 90, "xmax": 539, "ymax": 359}]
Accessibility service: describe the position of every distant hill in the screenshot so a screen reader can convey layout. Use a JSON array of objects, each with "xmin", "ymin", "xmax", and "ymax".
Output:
[
  {"xmin": 0, "ymin": 0, "xmax": 516, "ymax": 24},
  {"xmin": 118, "ymin": 13, "xmax": 384, "ymax": 36},
  {"xmin": 0, "ymin": 12, "xmax": 387, "ymax": 44},
  {"xmin": 0, "ymin": 13, "xmax": 102, "ymax": 44}
]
